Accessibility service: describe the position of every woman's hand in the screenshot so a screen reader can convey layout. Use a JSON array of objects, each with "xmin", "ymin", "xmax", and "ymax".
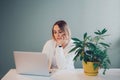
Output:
[{"xmin": 56, "ymin": 34, "xmax": 69, "ymax": 47}]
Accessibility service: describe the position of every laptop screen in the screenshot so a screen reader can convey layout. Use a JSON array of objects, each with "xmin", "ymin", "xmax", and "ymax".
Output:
[{"xmin": 13, "ymin": 51, "xmax": 50, "ymax": 76}]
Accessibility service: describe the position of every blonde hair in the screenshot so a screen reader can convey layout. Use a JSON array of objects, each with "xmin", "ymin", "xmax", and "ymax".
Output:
[{"xmin": 52, "ymin": 20, "xmax": 71, "ymax": 41}]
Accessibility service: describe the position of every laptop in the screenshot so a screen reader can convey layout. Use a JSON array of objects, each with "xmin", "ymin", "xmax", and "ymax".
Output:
[{"xmin": 13, "ymin": 51, "xmax": 50, "ymax": 76}]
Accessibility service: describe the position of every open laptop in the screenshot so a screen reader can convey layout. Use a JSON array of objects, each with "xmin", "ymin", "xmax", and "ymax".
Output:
[{"xmin": 13, "ymin": 51, "xmax": 50, "ymax": 76}]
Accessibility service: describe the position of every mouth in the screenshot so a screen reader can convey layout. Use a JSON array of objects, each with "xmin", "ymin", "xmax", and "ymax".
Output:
[{"xmin": 56, "ymin": 38, "xmax": 62, "ymax": 40}]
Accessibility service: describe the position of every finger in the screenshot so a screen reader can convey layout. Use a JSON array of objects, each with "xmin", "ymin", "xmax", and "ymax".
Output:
[{"xmin": 63, "ymin": 35, "xmax": 67, "ymax": 40}]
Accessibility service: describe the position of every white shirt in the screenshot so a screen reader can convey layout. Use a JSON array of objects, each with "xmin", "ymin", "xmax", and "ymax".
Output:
[{"xmin": 42, "ymin": 39, "xmax": 75, "ymax": 70}]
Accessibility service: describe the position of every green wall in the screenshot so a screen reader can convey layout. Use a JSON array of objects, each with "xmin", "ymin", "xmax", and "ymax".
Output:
[{"xmin": 0, "ymin": 0, "xmax": 120, "ymax": 79}]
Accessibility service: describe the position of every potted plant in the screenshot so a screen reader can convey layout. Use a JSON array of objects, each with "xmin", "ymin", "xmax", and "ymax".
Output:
[{"xmin": 69, "ymin": 28, "xmax": 111, "ymax": 76}]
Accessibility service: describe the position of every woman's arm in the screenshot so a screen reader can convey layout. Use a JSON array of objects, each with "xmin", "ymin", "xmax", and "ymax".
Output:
[
  {"xmin": 55, "ymin": 45, "xmax": 75, "ymax": 69},
  {"xmin": 55, "ymin": 46, "xmax": 66, "ymax": 69},
  {"xmin": 42, "ymin": 40, "xmax": 53, "ymax": 71}
]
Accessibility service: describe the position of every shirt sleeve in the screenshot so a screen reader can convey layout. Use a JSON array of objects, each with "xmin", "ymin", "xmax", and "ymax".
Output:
[
  {"xmin": 55, "ymin": 46, "xmax": 75, "ymax": 69},
  {"xmin": 55, "ymin": 46, "xmax": 66, "ymax": 69},
  {"xmin": 42, "ymin": 40, "xmax": 53, "ymax": 71}
]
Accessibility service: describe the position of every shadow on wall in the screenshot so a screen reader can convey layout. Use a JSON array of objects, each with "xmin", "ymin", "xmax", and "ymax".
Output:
[
  {"xmin": 110, "ymin": 38, "xmax": 120, "ymax": 68},
  {"xmin": 115, "ymin": 38, "xmax": 120, "ymax": 52},
  {"xmin": 74, "ymin": 57, "xmax": 82, "ymax": 68}
]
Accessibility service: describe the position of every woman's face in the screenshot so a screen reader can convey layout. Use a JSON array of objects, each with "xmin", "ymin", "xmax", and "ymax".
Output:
[{"xmin": 53, "ymin": 25, "xmax": 65, "ymax": 43}]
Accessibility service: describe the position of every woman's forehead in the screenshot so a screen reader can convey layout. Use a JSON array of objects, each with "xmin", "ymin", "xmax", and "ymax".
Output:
[
  {"xmin": 53, "ymin": 25, "xmax": 64, "ymax": 31},
  {"xmin": 53, "ymin": 25, "xmax": 63, "ymax": 31}
]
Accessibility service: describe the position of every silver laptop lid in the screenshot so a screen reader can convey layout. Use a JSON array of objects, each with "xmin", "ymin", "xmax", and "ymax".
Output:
[{"xmin": 14, "ymin": 51, "xmax": 50, "ymax": 76}]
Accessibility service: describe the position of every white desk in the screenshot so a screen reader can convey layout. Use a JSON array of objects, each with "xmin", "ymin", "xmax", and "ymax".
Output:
[{"xmin": 1, "ymin": 69, "xmax": 120, "ymax": 80}]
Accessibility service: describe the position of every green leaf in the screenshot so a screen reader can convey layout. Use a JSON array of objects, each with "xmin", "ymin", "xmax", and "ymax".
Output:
[
  {"xmin": 99, "ymin": 42, "xmax": 110, "ymax": 47},
  {"xmin": 84, "ymin": 32, "xmax": 87, "ymax": 40},
  {"xmin": 80, "ymin": 55, "xmax": 83, "ymax": 61},
  {"xmin": 94, "ymin": 30, "xmax": 101, "ymax": 35},
  {"xmin": 94, "ymin": 28, "xmax": 107, "ymax": 35},
  {"xmin": 72, "ymin": 38, "xmax": 81, "ymax": 42},
  {"xmin": 69, "ymin": 46, "xmax": 78, "ymax": 53},
  {"xmin": 73, "ymin": 41, "xmax": 82, "ymax": 46},
  {"xmin": 87, "ymin": 42, "xmax": 96, "ymax": 50},
  {"xmin": 93, "ymin": 63, "xmax": 99, "ymax": 70},
  {"xmin": 106, "ymin": 58, "xmax": 111, "ymax": 65},
  {"xmin": 102, "ymin": 28, "xmax": 107, "ymax": 34},
  {"xmin": 94, "ymin": 32, "xmax": 101, "ymax": 35},
  {"xmin": 77, "ymin": 49, "xmax": 83, "ymax": 55},
  {"xmin": 103, "ymin": 69, "xmax": 106, "ymax": 75},
  {"xmin": 84, "ymin": 54, "xmax": 90, "ymax": 62},
  {"xmin": 73, "ymin": 53, "xmax": 80, "ymax": 61},
  {"xmin": 98, "ymin": 30, "xmax": 101, "ymax": 33}
]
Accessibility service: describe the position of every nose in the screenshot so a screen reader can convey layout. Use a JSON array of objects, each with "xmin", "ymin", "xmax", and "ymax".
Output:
[{"xmin": 56, "ymin": 32, "xmax": 60, "ymax": 37}]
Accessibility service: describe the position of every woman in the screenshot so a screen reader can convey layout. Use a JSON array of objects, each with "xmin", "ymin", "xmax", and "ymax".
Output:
[{"xmin": 42, "ymin": 20, "xmax": 75, "ymax": 72}]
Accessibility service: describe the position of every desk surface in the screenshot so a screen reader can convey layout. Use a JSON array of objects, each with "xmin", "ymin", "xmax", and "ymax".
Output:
[{"xmin": 1, "ymin": 69, "xmax": 120, "ymax": 80}]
